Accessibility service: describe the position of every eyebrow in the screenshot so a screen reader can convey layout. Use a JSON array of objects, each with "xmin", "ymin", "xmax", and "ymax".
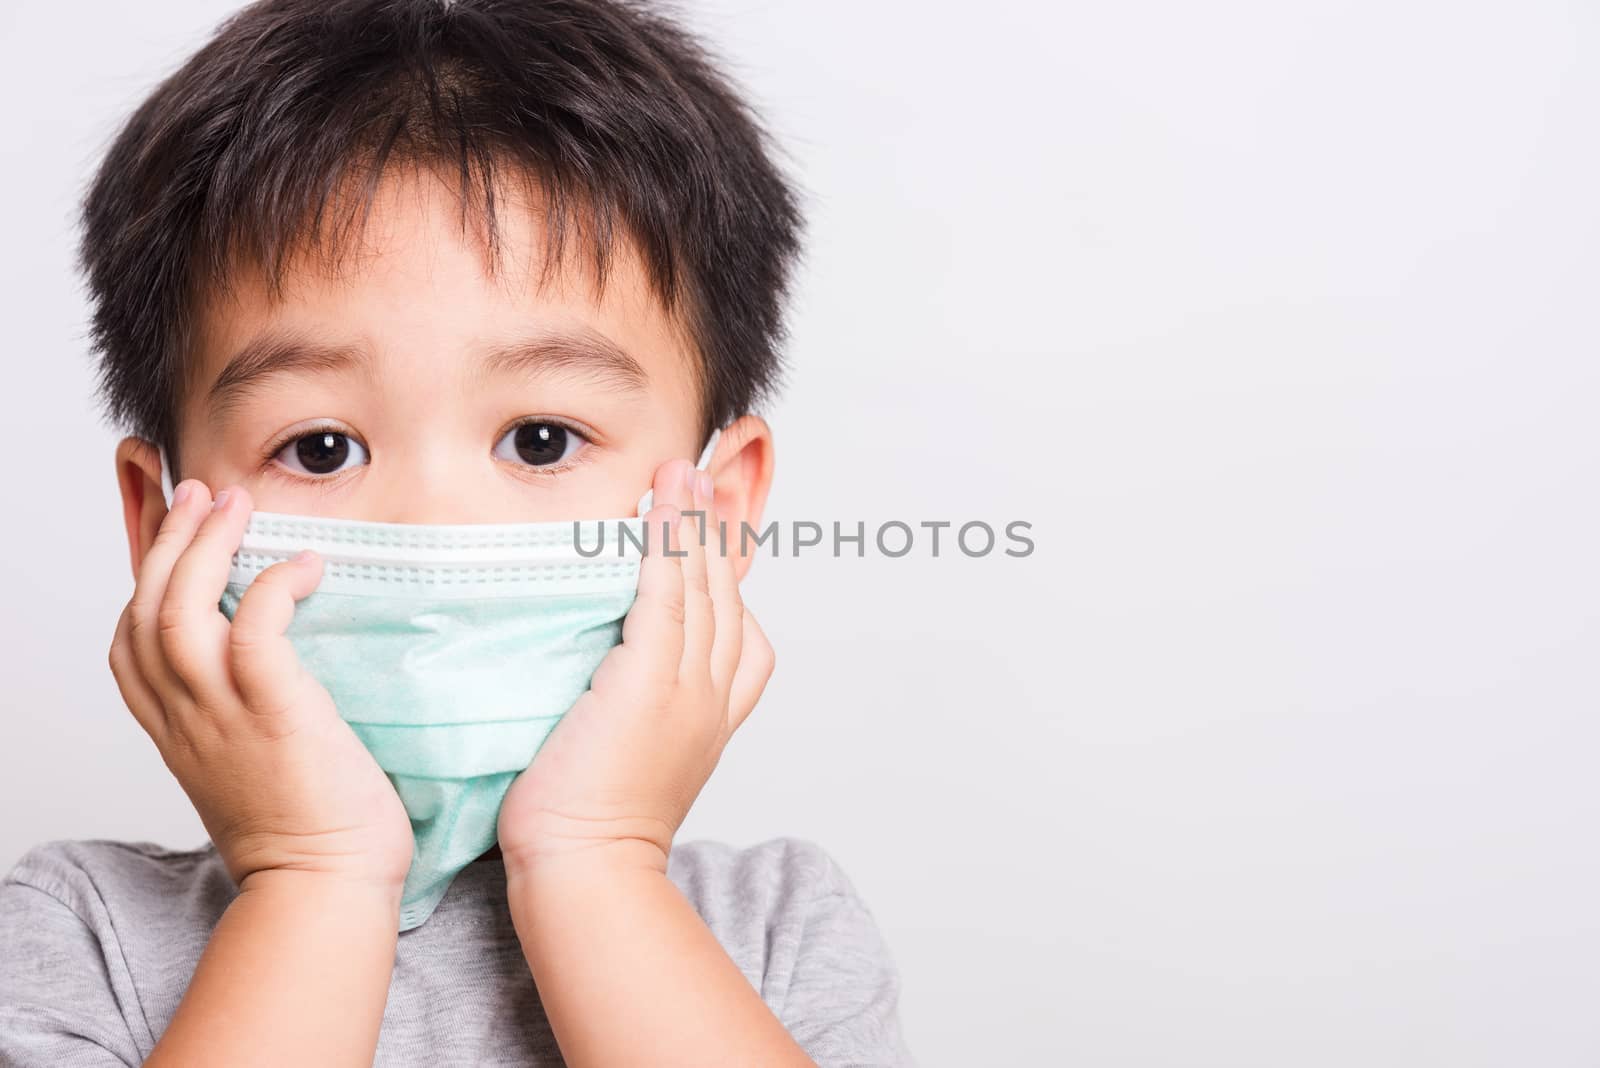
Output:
[
  {"xmin": 204, "ymin": 325, "xmax": 647, "ymax": 424},
  {"xmin": 206, "ymin": 331, "xmax": 372, "ymax": 422},
  {"xmin": 479, "ymin": 327, "xmax": 648, "ymax": 392}
]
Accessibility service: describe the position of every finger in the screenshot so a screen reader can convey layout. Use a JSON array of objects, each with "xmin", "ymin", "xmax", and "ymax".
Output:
[
  {"xmin": 701, "ymin": 473, "xmax": 744, "ymax": 692},
  {"xmin": 159, "ymin": 485, "xmax": 253, "ymax": 704},
  {"xmin": 620, "ymin": 503, "xmax": 686, "ymax": 691},
  {"xmin": 229, "ymin": 549, "xmax": 325, "ymax": 717},
  {"xmin": 678, "ymin": 474, "xmax": 714, "ymax": 683},
  {"xmin": 651, "ymin": 457, "xmax": 696, "ymax": 513},
  {"xmin": 727, "ymin": 608, "xmax": 775, "ymax": 734},
  {"xmin": 129, "ymin": 479, "xmax": 214, "ymax": 699},
  {"xmin": 109, "ymin": 603, "xmax": 168, "ymax": 741}
]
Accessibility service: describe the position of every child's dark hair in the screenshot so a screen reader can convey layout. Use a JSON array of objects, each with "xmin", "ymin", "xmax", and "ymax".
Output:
[{"xmin": 80, "ymin": 0, "xmax": 804, "ymax": 466}]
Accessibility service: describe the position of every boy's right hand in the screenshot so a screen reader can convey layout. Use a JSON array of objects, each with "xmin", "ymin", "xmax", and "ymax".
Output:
[{"xmin": 108, "ymin": 480, "xmax": 413, "ymax": 899}]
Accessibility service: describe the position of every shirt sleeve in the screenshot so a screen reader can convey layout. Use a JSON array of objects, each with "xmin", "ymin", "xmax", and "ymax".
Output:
[
  {"xmin": 776, "ymin": 846, "xmax": 917, "ymax": 1068},
  {"xmin": 0, "ymin": 870, "xmax": 141, "ymax": 1067}
]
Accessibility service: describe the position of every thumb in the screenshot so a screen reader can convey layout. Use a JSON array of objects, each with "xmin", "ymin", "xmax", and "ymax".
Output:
[{"xmin": 227, "ymin": 550, "xmax": 325, "ymax": 718}]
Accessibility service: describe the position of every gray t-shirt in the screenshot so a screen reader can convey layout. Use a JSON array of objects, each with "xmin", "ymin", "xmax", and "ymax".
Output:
[{"xmin": 0, "ymin": 836, "xmax": 913, "ymax": 1067}]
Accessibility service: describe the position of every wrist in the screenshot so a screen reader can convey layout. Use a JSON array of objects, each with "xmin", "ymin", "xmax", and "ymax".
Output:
[
  {"xmin": 499, "ymin": 816, "xmax": 673, "ymax": 883},
  {"xmin": 504, "ymin": 837, "xmax": 668, "ymax": 920},
  {"xmin": 238, "ymin": 867, "xmax": 406, "ymax": 922}
]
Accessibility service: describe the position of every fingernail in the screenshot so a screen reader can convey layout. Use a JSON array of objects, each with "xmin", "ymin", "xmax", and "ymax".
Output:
[
  {"xmin": 212, "ymin": 489, "xmax": 231, "ymax": 512},
  {"xmin": 697, "ymin": 472, "xmax": 714, "ymax": 501},
  {"xmin": 172, "ymin": 481, "xmax": 192, "ymax": 507},
  {"xmin": 294, "ymin": 549, "xmax": 316, "ymax": 564},
  {"xmin": 682, "ymin": 463, "xmax": 697, "ymax": 494}
]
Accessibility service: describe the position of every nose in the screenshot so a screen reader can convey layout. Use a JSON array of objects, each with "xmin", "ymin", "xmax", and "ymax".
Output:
[{"xmin": 369, "ymin": 446, "xmax": 499, "ymax": 525}]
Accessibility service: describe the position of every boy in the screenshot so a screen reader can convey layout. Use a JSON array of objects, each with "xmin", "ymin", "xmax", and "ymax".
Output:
[{"xmin": 0, "ymin": 1, "xmax": 913, "ymax": 1065}]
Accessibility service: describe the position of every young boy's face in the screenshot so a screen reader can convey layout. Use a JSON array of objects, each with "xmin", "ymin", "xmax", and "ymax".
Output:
[{"xmin": 117, "ymin": 167, "xmax": 764, "ymax": 545}]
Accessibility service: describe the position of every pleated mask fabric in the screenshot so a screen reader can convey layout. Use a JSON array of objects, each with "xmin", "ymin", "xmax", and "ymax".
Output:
[{"xmin": 218, "ymin": 511, "xmax": 646, "ymax": 929}]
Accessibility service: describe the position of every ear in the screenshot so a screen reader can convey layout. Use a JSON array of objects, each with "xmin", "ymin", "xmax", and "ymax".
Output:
[
  {"xmin": 116, "ymin": 437, "xmax": 168, "ymax": 579},
  {"xmin": 705, "ymin": 415, "xmax": 774, "ymax": 582}
]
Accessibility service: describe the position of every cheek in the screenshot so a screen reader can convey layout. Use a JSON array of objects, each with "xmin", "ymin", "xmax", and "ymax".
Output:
[{"xmin": 562, "ymin": 450, "xmax": 661, "ymax": 521}]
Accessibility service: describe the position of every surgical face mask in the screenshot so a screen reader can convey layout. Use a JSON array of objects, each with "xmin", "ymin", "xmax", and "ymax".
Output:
[{"xmin": 159, "ymin": 433, "xmax": 718, "ymax": 929}]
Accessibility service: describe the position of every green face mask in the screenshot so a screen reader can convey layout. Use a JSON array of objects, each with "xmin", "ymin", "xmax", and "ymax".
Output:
[{"xmin": 168, "ymin": 436, "xmax": 717, "ymax": 929}]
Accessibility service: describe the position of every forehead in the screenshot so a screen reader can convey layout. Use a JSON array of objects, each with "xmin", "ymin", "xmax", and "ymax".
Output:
[{"xmin": 183, "ymin": 165, "xmax": 700, "ymax": 413}]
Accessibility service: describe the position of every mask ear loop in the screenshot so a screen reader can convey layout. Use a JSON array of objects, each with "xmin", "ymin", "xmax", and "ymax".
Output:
[
  {"xmin": 635, "ymin": 427, "xmax": 722, "ymax": 518},
  {"xmin": 158, "ymin": 448, "xmax": 176, "ymax": 508}
]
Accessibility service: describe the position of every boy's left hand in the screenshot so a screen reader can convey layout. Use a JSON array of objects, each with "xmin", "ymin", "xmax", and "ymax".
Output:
[{"xmin": 496, "ymin": 458, "xmax": 774, "ymax": 878}]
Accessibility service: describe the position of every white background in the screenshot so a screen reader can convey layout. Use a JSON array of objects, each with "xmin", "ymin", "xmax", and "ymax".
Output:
[{"xmin": 2, "ymin": 2, "xmax": 1597, "ymax": 1064}]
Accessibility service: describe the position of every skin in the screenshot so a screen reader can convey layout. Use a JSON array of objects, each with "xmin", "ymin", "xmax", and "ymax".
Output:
[{"xmin": 109, "ymin": 166, "xmax": 811, "ymax": 1067}]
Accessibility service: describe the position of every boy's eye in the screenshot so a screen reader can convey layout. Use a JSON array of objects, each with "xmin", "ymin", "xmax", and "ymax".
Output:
[
  {"xmin": 493, "ymin": 422, "xmax": 585, "ymax": 468},
  {"xmin": 274, "ymin": 431, "xmax": 369, "ymax": 477}
]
